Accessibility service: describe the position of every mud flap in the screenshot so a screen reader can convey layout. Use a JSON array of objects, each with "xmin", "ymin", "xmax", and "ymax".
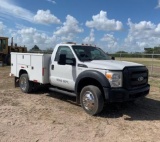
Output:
[
  {"xmin": 76, "ymin": 93, "xmax": 80, "ymax": 104},
  {"xmin": 14, "ymin": 77, "xmax": 19, "ymax": 88}
]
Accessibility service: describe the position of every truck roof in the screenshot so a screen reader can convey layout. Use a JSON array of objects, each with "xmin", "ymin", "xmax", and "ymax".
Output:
[{"xmin": 58, "ymin": 42, "xmax": 96, "ymax": 47}]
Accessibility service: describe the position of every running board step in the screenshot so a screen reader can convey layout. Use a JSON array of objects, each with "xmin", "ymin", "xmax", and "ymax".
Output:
[{"xmin": 49, "ymin": 88, "xmax": 76, "ymax": 97}]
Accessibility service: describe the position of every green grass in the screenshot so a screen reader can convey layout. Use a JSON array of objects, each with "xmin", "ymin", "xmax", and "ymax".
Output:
[
  {"xmin": 116, "ymin": 57, "xmax": 160, "ymax": 77},
  {"xmin": 149, "ymin": 78, "xmax": 160, "ymax": 88},
  {"xmin": 116, "ymin": 57, "xmax": 160, "ymax": 67}
]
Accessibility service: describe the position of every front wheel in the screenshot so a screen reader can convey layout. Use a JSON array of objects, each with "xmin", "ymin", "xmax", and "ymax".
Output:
[
  {"xmin": 19, "ymin": 74, "xmax": 33, "ymax": 93},
  {"xmin": 80, "ymin": 85, "xmax": 104, "ymax": 115}
]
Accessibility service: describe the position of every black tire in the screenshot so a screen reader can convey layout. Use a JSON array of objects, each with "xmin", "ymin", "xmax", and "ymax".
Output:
[
  {"xmin": 80, "ymin": 85, "xmax": 104, "ymax": 115},
  {"xmin": 19, "ymin": 74, "xmax": 33, "ymax": 93}
]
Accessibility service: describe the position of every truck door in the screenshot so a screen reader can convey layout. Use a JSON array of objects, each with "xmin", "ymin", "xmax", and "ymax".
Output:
[{"xmin": 50, "ymin": 46, "xmax": 76, "ymax": 91}]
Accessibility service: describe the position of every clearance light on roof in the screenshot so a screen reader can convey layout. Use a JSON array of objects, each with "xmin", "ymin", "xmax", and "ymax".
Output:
[
  {"xmin": 81, "ymin": 43, "xmax": 97, "ymax": 47},
  {"xmin": 65, "ymin": 42, "xmax": 76, "ymax": 44}
]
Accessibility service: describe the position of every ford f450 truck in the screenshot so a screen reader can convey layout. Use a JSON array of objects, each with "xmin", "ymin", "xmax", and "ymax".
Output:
[{"xmin": 10, "ymin": 43, "xmax": 150, "ymax": 115}]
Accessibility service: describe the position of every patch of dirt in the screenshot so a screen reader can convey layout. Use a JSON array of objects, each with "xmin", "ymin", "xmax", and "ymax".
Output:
[{"xmin": 0, "ymin": 66, "xmax": 160, "ymax": 142}]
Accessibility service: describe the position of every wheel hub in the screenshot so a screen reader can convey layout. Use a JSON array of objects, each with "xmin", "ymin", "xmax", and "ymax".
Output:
[
  {"xmin": 82, "ymin": 91, "xmax": 95, "ymax": 111},
  {"xmin": 20, "ymin": 77, "xmax": 27, "ymax": 91}
]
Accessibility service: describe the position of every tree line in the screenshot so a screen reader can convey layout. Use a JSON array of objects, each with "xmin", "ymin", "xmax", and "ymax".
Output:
[
  {"xmin": 29, "ymin": 45, "xmax": 53, "ymax": 53},
  {"xmin": 29, "ymin": 45, "xmax": 160, "ymax": 58},
  {"xmin": 110, "ymin": 46, "xmax": 160, "ymax": 58}
]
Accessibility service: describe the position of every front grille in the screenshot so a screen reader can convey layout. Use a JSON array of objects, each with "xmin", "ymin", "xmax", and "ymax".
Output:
[{"xmin": 123, "ymin": 66, "xmax": 148, "ymax": 90}]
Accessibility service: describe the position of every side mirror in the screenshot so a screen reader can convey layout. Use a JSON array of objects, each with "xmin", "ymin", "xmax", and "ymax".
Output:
[
  {"xmin": 58, "ymin": 54, "xmax": 66, "ymax": 65},
  {"xmin": 111, "ymin": 56, "xmax": 115, "ymax": 60},
  {"xmin": 71, "ymin": 58, "xmax": 76, "ymax": 66},
  {"xmin": 58, "ymin": 54, "xmax": 76, "ymax": 66}
]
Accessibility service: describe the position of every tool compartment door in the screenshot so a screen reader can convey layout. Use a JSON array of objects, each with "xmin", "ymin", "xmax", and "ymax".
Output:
[
  {"xmin": 29, "ymin": 54, "xmax": 50, "ymax": 84},
  {"xmin": 30, "ymin": 55, "xmax": 43, "ymax": 83},
  {"xmin": 17, "ymin": 54, "xmax": 31, "ymax": 66},
  {"xmin": 11, "ymin": 53, "xmax": 17, "ymax": 76}
]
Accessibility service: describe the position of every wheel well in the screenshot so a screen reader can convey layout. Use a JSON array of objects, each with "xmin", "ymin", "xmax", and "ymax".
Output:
[
  {"xmin": 19, "ymin": 70, "xmax": 28, "ymax": 77},
  {"xmin": 76, "ymin": 77, "xmax": 104, "ymax": 103}
]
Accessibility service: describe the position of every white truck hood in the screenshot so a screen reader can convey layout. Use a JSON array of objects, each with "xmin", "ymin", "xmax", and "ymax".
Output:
[{"xmin": 84, "ymin": 60, "xmax": 143, "ymax": 70}]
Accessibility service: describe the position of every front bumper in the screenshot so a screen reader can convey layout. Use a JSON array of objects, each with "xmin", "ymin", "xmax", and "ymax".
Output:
[{"xmin": 103, "ymin": 84, "xmax": 150, "ymax": 102}]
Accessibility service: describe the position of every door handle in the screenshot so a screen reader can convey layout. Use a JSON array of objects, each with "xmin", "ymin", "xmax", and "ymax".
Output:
[{"xmin": 51, "ymin": 65, "xmax": 54, "ymax": 70}]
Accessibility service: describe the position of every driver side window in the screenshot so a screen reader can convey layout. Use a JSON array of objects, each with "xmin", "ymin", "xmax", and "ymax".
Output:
[{"xmin": 55, "ymin": 46, "xmax": 75, "ymax": 64}]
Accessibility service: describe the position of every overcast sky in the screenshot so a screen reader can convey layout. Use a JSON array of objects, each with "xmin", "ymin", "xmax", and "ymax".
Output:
[{"xmin": 0, "ymin": 0, "xmax": 160, "ymax": 53}]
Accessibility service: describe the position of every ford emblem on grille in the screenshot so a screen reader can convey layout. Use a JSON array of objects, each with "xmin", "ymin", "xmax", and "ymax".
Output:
[{"xmin": 138, "ymin": 76, "xmax": 144, "ymax": 82}]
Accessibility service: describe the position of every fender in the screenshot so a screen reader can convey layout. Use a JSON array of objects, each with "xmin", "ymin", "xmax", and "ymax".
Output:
[
  {"xmin": 19, "ymin": 69, "xmax": 28, "ymax": 78},
  {"xmin": 75, "ymin": 70, "xmax": 110, "ymax": 94}
]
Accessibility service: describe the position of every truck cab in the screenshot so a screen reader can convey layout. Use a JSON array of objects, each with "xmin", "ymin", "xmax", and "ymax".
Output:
[{"xmin": 10, "ymin": 43, "xmax": 150, "ymax": 115}]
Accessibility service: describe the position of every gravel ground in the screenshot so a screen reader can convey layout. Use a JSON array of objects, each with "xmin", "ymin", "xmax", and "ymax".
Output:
[{"xmin": 0, "ymin": 66, "xmax": 160, "ymax": 142}]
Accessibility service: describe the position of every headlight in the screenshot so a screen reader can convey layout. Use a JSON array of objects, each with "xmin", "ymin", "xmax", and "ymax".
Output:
[{"xmin": 105, "ymin": 71, "xmax": 122, "ymax": 87}]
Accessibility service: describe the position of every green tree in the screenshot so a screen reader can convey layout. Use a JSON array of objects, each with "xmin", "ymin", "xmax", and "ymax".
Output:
[
  {"xmin": 154, "ymin": 46, "xmax": 160, "ymax": 53},
  {"xmin": 116, "ymin": 51, "xmax": 128, "ymax": 54},
  {"xmin": 46, "ymin": 48, "xmax": 53, "ymax": 53},
  {"xmin": 30, "ymin": 45, "xmax": 41, "ymax": 51},
  {"xmin": 144, "ymin": 48, "xmax": 154, "ymax": 54}
]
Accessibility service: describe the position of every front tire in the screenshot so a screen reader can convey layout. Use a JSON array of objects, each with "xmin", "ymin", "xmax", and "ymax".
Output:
[
  {"xmin": 19, "ymin": 74, "xmax": 33, "ymax": 93},
  {"xmin": 80, "ymin": 85, "xmax": 104, "ymax": 115}
]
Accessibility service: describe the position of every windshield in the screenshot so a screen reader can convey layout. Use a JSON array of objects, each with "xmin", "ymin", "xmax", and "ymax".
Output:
[{"xmin": 72, "ymin": 45, "xmax": 111, "ymax": 61}]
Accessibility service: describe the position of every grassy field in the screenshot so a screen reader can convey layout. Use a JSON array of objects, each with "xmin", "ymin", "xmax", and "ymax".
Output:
[
  {"xmin": 116, "ymin": 57, "xmax": 160, "ymax": 77},
  {"xmin": 116, "ymin": 57, "xmax": 160, "ymax": 67}
]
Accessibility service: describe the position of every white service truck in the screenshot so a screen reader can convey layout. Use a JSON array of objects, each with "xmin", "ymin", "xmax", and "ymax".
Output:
[{"xmin": 10, "ymin": 43, "xmax": 150, "ymax": 115}]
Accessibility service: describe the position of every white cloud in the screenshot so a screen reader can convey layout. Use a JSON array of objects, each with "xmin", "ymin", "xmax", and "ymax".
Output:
[
  {"xmin": 59, "ymin": 33, "xmax": 75, "ymax": 41},
  {"xmin": 47, "ymin": 0, "xmax": 56, "ymax": 4},
  {"xmin": 34, "ymin": 10, "xmax": 61, "ymax": 24},
  {"xmin": 9, "ymin": 27, "xmax": 57, "ymax": 49},
  {"xmin": 124, "ymin": 19, "xmax": 160, "ymax": 51},
  {"xmin": 0, "ymin": 21, "xmax": 6, "ymax": 34},
  {"xmin": 54, "ymin": 15, "xmax": 83, "ymax": 41},
  {"xmin": 127, "ymin": 18, "xmax": 156, "ymax": 32},
  {"xmin": 0, "ymin": 0, "xmax": 34, "ymax": 23},
  {"xmin": 155, "ymin": 0, "xmax": 160, "ymax": 8},
  {"xmin": 18, "ymin": 27, "xmax": 36, "ymax": 35},
  {"xmin": 17, "ymin": 27, "xmax": 46, "ymax": 44},
  {"xmin": 101, "ymin": 34, "xmax": 118, "ymax": 48},
  {"xmin": 83, "ymin": 29, "xmax": 95, "ymax": 43},
  {"xmin": 86, "ymin": 10, "xmax": 123, "ymax": 31},
  {"xmin": 0, "ymin": 0, "xmax": 60, "ymax": 25}
]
